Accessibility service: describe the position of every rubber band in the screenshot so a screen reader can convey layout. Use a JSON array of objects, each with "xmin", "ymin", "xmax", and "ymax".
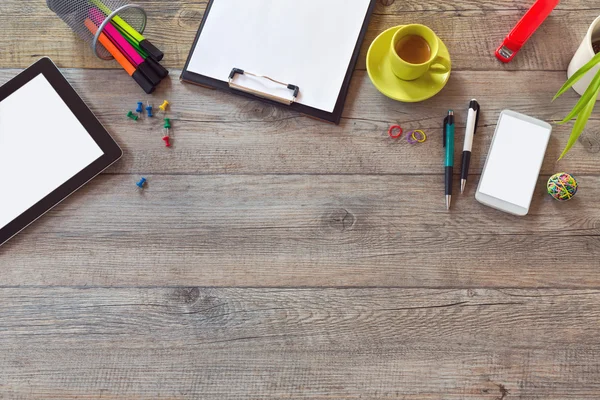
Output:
[
  {"xmin": 406, "ymin": 130, "xmax": 427, "ymax": 144},
  {"xmin": 388, "ymin": 125, "xmax": 403, "ymax": 139},
  {"xmin": 406, "ymin": 131, "xmax": 418, "ymax": 144},
  {"xmin": 412, "ymin": 130, "xmax": 427, "ymax": 143}
]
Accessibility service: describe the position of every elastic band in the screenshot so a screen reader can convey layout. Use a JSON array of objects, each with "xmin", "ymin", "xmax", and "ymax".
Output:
[
  {"xmin": 406, "ymin": 131, "xmax": 418, "ymax": 144},
  {"xmin": 388, "ymin": 125, "xmax": 403, "ymax": 139},
  {"xmin": 412, "ymin": 130, "xmax": 427, "ymax": 143}
]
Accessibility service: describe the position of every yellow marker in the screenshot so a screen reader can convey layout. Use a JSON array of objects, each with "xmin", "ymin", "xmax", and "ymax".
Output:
[{"xmin": 89, "ymin": 0, "xmax": 164, "ymax": 61}]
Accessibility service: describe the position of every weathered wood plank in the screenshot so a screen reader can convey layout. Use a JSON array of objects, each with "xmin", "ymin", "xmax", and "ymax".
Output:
[
  {"xmin": 1, "ymin": 174, "xmax": 599, "ymax": 287},
  {"xmin": 377, "ymin": 0, "xmax": 600, "ymax": 12},
  {"xmin": 1, "ymin": 287, "xmax": 600, "ymax": 399},
  {"xmin": 0, "ymin": 69, "xmax": 596, "ymax": 176},
  {"xmin": 0, "ymin": 0, "xmax": 596, "ymax": 71}
]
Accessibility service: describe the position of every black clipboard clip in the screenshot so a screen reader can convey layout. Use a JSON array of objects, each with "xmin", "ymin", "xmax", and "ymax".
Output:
[{"xmin": 228, "ymin": 68, "xmax": 300, "ymax": 106}]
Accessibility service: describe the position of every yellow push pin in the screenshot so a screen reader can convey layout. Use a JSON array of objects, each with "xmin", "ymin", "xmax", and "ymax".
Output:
[{"xmin": 159, "ymin": 100, "xmax": 169, "ymax": 114}]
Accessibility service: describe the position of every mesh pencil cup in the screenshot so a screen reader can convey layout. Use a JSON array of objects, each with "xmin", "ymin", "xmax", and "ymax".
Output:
[{"xmin": 47, "ymin": 0, "xmax": 147, "ymax": 61}]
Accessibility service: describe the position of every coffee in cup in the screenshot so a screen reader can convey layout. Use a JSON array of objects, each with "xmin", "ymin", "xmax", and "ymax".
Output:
[
  {"xmin": 389, "ymin": 24, "xmax": 451, "ymax": 81},
  {"xmin": 395, "ymin": 34, "xmax": 432, "ymax": 65}
]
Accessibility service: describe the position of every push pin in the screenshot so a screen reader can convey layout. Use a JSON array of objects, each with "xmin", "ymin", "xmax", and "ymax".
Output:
[
  {"xmin": 163, "ymin": 117, "xmax": 172, "ymax": 147},
  {"xmin": 136, "ymin": 101, "xmax": 144, "ymax": 114},
  {"xmin": 127, "ymin": 111, "xmax": 139, "ymax": 121},
  {"xmin": 146, "ymin": 101, "xmax": 154, "ymax": 118},
  {"xmin": 159, "ymin": 100, "xmax": 169, "ymax": 113},
  {"xmin": 136, "ymin": 177, "xmax": 147, "ymax": 189}
]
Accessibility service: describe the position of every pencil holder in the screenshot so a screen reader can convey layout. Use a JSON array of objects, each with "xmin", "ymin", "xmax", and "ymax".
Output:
[{"xmin": 47, "ymin": 0, "xmax": 147, "ymax": 61}]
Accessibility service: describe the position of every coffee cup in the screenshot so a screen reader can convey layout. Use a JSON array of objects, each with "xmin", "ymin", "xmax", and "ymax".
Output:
[{"xmin": 389, "ymin": 24, "xmax": 451, "ymax": 81}]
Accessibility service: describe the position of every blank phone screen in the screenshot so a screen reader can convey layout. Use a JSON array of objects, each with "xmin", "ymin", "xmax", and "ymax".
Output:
[
  {"xmin": 479, "ymin": 113, "xmax": 551, "ymax": 209},
  {"xmin": 0, "ymin": 74, "xmax": 104, "ymax": 229}
]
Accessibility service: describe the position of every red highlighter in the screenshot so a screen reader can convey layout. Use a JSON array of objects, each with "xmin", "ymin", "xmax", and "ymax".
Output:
[{"xmin": 495, "ymin": 0, "xmax": 560, "ymax": 63}]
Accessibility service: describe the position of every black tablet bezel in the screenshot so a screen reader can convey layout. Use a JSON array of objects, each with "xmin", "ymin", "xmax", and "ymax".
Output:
[{"xmin": 0, "ymin": 57, "xmax": 122, "ymax": 247}]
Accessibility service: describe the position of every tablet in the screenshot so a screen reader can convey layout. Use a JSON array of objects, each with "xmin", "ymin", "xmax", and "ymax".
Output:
[
  {"xmin": 0, "ymin": 58, "xmax": 122, "ymax": 247},
  {"xmin": 476, "ymin": 110, "xmax": 552, "ymax": 216}
]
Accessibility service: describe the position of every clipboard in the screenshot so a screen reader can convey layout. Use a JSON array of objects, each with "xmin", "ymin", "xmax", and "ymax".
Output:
[{"xmin": 180, "ymin": 0, "xmax": 377, "ymax": 125}]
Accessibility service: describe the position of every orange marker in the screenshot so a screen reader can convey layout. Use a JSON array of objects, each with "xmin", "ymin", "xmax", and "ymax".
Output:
[{"xmin": 84, "ymin": 18, "xmax": 155, "ymax": 94}]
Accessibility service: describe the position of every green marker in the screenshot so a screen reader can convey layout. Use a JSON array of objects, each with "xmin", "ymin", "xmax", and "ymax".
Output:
[
  {"xmin": 89, "ymin": 0, "xmax": 164, "ymax": 61},
  {"xmin": 114, "ymin": 23, "xmax": 168, "ymax": 79}
]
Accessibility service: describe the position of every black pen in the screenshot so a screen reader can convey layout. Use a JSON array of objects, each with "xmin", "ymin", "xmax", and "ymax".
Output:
[
  {"xmin": 460, "ymin": 100, "xmax": 480, "ymax": 193},
  {"xmin": 443, "ymin": 110, "xmax": 455, "ymax": 210}
]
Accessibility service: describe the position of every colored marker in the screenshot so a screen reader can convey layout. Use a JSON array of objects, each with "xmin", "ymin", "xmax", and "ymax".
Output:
[
  {"xmin": 116, "ymin": 31, "xmax": 168, "ymax": 79},
  {"xmin": 85, "ymin": 18, "xmax": 155, "ymax": 94},
  {"xmin": 89, "ymin": 0, "xmax": 164, "ymax": 61},
  {"xmin": 89, "ymin": 9, "xmax": 161, "ymax": 86},
  {"xmin": 145, "ymin": 57, "xmax": 169, "ymax": 79}
]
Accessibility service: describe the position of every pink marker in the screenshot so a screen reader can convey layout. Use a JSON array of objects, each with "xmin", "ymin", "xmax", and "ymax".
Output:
[{"xmin": 89, "ymin": 8, "xmax": 161, "ymax": 86}]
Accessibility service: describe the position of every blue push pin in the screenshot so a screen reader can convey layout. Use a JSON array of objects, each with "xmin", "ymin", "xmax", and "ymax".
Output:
[
  {"xmin": 136, "ymin": 177, "xmax": 147, "ymax": 189},
  {"xmin": 136, "ymin": 101, "xmax": 144, "ymax": 114},
  {"xmin": 146, "ymin": 101, "xmax": 154, "ymax": 118}
]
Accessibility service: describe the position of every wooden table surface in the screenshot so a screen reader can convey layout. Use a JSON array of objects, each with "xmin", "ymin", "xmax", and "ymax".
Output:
[{"xmin": 2, "ymin": 0, "xmax": 600, "ymax": 398}]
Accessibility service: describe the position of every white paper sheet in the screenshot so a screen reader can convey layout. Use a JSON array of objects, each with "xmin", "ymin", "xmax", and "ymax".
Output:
[
  {"xmin": 0, "ymin": 74, "xmax": 104, "ymax": 229},
  {"xmin": 479, "ymin": 114, "xmax": 551, "ymax": 209},
  {"xmin": 187, "ymin": 0, "xmax": 372, "ymax": 113}
]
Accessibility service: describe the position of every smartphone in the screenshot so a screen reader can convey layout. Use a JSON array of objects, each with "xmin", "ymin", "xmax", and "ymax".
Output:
[{"xmin": 476, "ymin": 110, "xmax": 552, "ymax": 216}]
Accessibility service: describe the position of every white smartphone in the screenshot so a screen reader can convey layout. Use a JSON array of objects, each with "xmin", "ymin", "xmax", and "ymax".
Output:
[{"xmin": 476, "ymin": 110, "xmax": 552, "ymax": 216}]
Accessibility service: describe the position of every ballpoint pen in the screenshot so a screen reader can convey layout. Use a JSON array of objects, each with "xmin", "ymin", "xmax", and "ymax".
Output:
[
  {"xmin": 461, "ymin": 100, "xmax": 480, "ymax": 194},
  {"xmin": 444, "ymin": 110, "xmax": 455, "ymax": 210}
]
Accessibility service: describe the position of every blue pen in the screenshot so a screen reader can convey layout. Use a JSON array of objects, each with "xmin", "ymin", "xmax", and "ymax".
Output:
[{"xmin": 443, "ymin": 110, "xmax": 455, "ymax": 210}]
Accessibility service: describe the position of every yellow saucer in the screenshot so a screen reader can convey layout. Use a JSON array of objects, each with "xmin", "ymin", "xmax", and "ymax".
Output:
[{"xmin": 366, "ymin": 25, "xmax": 452, "ymax": 103}]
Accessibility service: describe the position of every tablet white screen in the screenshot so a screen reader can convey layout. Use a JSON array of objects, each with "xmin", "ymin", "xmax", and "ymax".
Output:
[
  {"xmin": 478, "ymin": 113, "xmax": 551, "ymax": 209},
  {"xmin": 0, "ymin": 74, "xmax": 104, "ymax": 229}
]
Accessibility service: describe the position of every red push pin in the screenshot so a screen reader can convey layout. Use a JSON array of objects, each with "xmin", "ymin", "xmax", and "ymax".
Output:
[{"xmin": 163, "ymin": 118, "xmax": 172, "ymax": 148}]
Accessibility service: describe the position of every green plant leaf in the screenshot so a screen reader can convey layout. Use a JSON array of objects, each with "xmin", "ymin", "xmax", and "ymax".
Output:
[
  {"xmin": 558, "ymin": 69, "xmax": 600, "ymax": 123},
  {"xmin": 554, "ymin": 51, "xmax": 600, "ymax": 101},
  {"xmin": 559, "ymin": 86, "xmax": 600, "ymax": 160}
]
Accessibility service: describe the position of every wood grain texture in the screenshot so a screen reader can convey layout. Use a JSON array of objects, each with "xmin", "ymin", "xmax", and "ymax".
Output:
[
  {"xmin": 3, "ymin": 0, "xmax": 600, "ymax": 398},
  {"xmin": 1, "ymin": 174, "xmax": 600, "ymax": 287},
  {"xmin": 2, "ymin": 287, "xmax": 600, "ymax": 399},
  {"xmin": 0, "ymin": 0, "xmax": 598, "ymax": 71},
  {"xmin": 1, "ymin": 69, "xmax": 598, "ymax": 176}
]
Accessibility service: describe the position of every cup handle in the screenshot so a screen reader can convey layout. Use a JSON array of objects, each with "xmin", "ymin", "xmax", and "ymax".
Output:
[{"xmin": 429, "ymin": 55, "xmax": 451, "ymax": 74}]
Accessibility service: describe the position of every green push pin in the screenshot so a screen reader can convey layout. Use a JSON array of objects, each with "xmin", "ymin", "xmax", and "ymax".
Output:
[
  {"xmin": 127, "ymin": 111, "xmax": 139, "ymax": 121},
  {"xmin": 163, "ymin": 118, "xmax": 171, "ymax": 129}
]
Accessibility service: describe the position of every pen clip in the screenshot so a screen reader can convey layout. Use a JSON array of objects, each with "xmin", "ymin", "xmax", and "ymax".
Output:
[
  {"xmin": 471, "ymin": 100, "xmax": 481, "ymax": 135},
  {"xmin": 443, "ymin": 116, "xmax": 448, "ymax": 148}
]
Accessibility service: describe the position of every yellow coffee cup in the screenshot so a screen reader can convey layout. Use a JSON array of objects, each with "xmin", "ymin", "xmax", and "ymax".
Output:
[{"xmin": 389, "ymin": 24, "xmax": 451, "ymax": 81}]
